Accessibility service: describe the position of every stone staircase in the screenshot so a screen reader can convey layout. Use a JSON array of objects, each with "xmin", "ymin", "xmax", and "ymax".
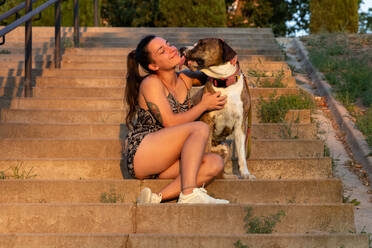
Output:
[{"xmin": 0, "ymin": 27, "xmax": 368, "ymax": 247}]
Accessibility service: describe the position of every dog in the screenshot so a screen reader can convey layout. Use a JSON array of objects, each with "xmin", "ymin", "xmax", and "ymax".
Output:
[{"xmin": 180, "ymin": 38, "xmax": 255, "ymax": 180}]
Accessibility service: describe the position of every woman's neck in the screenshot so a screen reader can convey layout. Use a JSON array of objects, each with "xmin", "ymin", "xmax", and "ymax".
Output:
[{"xmin": 157, "ymin": 70, "xmax": 178, "ymax": 88}]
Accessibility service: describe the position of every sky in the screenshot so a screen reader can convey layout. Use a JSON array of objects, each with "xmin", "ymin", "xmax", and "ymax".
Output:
[{"xmin": 361, "ymin": 0, "xmax": 372, "ymax": 12}]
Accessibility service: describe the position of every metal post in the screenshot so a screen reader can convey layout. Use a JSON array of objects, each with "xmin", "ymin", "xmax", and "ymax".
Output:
[
  {"xmin": 54, "ymin": 0, "xmax": 61, "ymax": 68},
  {"xmin": 73, "ymin": 0, "xmax": 79, "ymax": 47},
  {"xmin": 94, "ymin": 0, "xmax": 99, "ymax": 27},
  {"xmin": 24, "ymin": 0, "xmax": 32, "ymax": 97}
]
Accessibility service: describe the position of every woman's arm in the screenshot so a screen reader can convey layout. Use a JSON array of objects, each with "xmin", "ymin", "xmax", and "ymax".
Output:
[{"xmin": 140, "ymin": 76, "xmax": 225, "ymax": 127}]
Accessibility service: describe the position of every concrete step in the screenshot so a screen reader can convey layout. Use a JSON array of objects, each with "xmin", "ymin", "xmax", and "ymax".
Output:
[
  {"xmin": 4, "ymin": 31, "xmax": 276, "ymax": 40},
  {"xmin": 1, "ymin": 86, "xmax": 300, "ymax": 99},
  {"xmin": 1, "ymin": 97, "xmax": 126, "ymax": 111},
  {"xmin": 253, "ymin": 109, "xmax": 311, "ymax": 124},
  {"xmin": 0, "ymin": 108, "xmax": 311, "ymax": 125},
  {"xmin": 2, "ymin": 26, "xmax": 274, "ymax": 34},
  {"xmin": 0, "ymin": 179, "xmax": 342, "ymax": 204},
  {"xmin": 0, "ymin": 233, "xmax": 367, "ymax": 248},
  {"xmin": 0, "ymin": 139, "xmax": 324, "ymax": 159},
  {"xmin": 0, "ymin": 47, "xmax": 60, "ymax": 55},
  {"xmin": 0, "ymin": 157, "xmax": 332, "ymax": 180},
  {"xmin": 1, "ymin": 98, "xmax": 311, "ymax": 124},
  {"xmin": 5, "ymin": 36, "xmax": 280, "ymax": 44},
  {"xmin": 0, "ymin": 40, "xmax": 279, "ymax": 48},
  {"xmin": 247, "ymin": 76, "xmax": 296, "ymax": 88},
  {"xmin": 0, "ymin": 109, "xmax": 126, "ymax": 123},
  {"xmin": 63, "ymin": 47, "xmax": 281, "ymax": 56},
  {"xmin": 0, "ymin": 203, "xmax": 355, "ymax": 234},
  {"xmin": 0, "ymin": 123, "xmax": 316, "ymax": 139}
]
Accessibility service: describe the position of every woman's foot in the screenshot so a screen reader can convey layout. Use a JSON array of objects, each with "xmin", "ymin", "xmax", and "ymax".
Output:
[
  {"xmin": 137, "ymin": 187, "xmax": 162, "ymax": 204},
  {"xmin": 177, "ymin": 187, "xmax": 229, "ymax": 204}
]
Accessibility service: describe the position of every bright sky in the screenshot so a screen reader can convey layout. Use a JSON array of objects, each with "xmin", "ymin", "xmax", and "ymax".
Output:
[{"xmin": 360, "ymin": 0, "xmax": 372, "ymax": 12}]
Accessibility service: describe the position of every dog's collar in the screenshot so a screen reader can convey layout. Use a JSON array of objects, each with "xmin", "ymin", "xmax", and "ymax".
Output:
[{"xmin": 207, "ymin": 63, "xmax": 241, "ymax": 88}]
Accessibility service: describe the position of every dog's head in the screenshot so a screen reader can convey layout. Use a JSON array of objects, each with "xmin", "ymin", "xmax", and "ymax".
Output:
[{"xmin": 180, "ymin": 38, "xmax": 237, "ymax": 71}]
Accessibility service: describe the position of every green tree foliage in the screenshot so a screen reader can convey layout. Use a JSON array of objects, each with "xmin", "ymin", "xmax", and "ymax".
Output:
[
  {"xmin": 226, "ymin": 0, "xmax": 309, "ymax": 36},
  {"xmin": 359, "ymin": 7, "xmax": 372, "ymax": 33},
  {"xmin": 101, "ymin": 0, "xmax": 158, "ymax": 27},
  {"xmin": 101, "ymin": 0, "xmax": 226, "ymax": 27},
  {"xmin": 310, "ymin": 0, "xmax": 359, "ymax": 33},
  {"xmin": 156, "ymin": 0, "xmax": 226, "ymax": 27},
  {"xmin": 0, "ymin": 0, "xmax": 96, "ymax": 26}
]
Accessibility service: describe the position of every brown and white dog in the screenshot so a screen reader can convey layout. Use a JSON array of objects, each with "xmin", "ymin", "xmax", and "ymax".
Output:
[{"xmin": 181, "ymin": 38, "xmax": 255, "ymax": 180}]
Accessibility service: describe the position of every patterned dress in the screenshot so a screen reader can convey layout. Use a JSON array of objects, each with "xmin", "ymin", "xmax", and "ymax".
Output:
[{"xmin": 123, "ymin": 91, "xmax": 193, "ymax": 179}]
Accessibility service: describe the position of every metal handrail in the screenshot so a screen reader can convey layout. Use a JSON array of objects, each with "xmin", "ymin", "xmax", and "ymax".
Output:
[
  {"xmin": 0, "ymin": 0, "xmax": 80, "ymax": 97},
  {"xmin": 0, "ymin": 0, "xmax": 38, "ymax": 23},
  {"xmin": 0, "ymin": 0, "xmax": 59, "ymax": 37}
]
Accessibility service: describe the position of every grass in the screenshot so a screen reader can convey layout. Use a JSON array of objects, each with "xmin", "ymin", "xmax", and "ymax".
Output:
[
  {"xmin": 301, "ymin": 33, "xmax": 372, "ymax": 149},
  {"xmin": 257, "ymin": 90, "xmax": 315, "ymax": 123},
  {"xmin": 0, "ymin": 49, "xmax": 11, "ymax": 54},
  {"xmin": 100, "ymin": 188, "xmax": 125, "ymax": 203},
  {"xmin": 247, "ymin": 69, "xmax": 286, "ymax": 88},
  {"xmin": 234, "ymin": 240, "xmax": 249, "ymax": 248},
  {"xmin": 356, "ymin": 108, "xmax": 372, "ymax": 147},
  {"xmin": 243, "ymin": 207, "xmax": 285, "ymax": 234},
  {"xmin": 0, "ymin": 163, "xmax": 37, "ymax": 179}
]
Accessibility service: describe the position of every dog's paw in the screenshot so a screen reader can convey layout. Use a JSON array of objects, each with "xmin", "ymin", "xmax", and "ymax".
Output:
[{"xmin": 241, "ymin": 174, "xmax": 256, "ymax": 180}]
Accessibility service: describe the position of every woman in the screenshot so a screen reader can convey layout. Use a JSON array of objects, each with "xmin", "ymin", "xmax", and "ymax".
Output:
[{"xmin": 123, "ymin": 35, "xmax": 229, "ymax": 204}]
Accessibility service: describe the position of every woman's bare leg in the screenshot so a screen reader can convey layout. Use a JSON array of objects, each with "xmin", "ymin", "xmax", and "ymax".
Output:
[
  {"xmin": 157, "ymin": 153, "xmax": 224, "ymax": 200},
  {"xmin": 133, "ymin": 121, "xmax": 210, "ymax": 194}
]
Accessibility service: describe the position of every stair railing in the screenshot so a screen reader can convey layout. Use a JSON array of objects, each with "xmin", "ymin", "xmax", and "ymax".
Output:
[{"xmin": 0, "ymin": 0, "xmax": 80, "ymax": 97}]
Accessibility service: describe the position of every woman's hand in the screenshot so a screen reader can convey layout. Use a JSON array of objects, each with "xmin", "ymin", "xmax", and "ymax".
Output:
[{"xmin": 200, "ymin": 91, "xmax": 227, "ymax": 111}]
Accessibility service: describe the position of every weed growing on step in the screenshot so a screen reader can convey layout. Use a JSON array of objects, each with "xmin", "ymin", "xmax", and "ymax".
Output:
[
  {"xmin": 234, "ymin": 240, "xmax": 249, "ymax": 248},
  {"xmin": 278, "ymin": 122, "xmax": 299, "ymax": 139},
  {"xmin": 247, "ymin": 69, "xmax": 286, "ymax": 88},
  {"xmin": 257, "ymin": 90, "xmax": 315, "ymax": 123},
  {"xmin": 62, "ymin": 38, "xmax": 73, "ymax": 48},
  {"xmin": 0, "ymin": 163, "xmax": 37, "ymax": 179},
  {"xmin": 343, "ymin": 194, "xmax": 361, "ymax": 206},
  {"xmin": 243, "ymin": 207, "xmax": 285, "ymax": 234},
  {"xmin": 100, "ymin": 188, "xmax": 124, "ymax": 203},
  {"xmin": 0, "ymin": 49, "xmax": 11, "ymax": 54}
]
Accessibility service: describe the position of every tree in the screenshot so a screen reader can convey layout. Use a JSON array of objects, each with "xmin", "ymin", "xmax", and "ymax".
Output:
[
  {"xmin": 310, "ymin": 0, "xmax": 359, "ymax": 33},
  {"xmin": 226, "ymin": 0, "xmax": 309, "ymax": 36}
]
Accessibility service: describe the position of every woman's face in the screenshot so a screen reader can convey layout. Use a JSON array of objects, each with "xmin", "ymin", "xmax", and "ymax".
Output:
[{"xmin": 147, "ymin": 37, "xmax": 181, "ymax": 71}]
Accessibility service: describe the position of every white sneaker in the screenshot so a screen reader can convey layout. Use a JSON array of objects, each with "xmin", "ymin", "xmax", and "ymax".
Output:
[
  {"xmin": 177, "ymin": 187, "xmax": 229, "ymax": 204},
  {"xmin": 137, "ymin": 187, "xmax": 162, "ymax": 204}
]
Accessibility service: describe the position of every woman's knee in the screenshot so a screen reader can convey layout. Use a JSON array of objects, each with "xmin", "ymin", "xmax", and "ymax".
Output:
[
  {"xmin": 203, "ymin": 153, "xmax": 224, "ymax": 176},
  {"xmin": 189, "ymin": 121, "xmax": 210, "ymax": 139}
]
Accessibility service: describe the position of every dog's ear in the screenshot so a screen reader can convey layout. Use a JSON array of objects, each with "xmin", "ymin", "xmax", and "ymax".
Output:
[{"xmin": 219, "ymin": 38, "xmax": 237, "ymax": 63}]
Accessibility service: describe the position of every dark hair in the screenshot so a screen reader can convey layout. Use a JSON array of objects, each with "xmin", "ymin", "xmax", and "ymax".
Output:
[{"xmin": 125, "ymin": 35, "xmax": 156, "ymax": 129}]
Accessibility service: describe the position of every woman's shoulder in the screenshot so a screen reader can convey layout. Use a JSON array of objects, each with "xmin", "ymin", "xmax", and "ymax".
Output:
[{"xmin": 140, "ymin": 75, "xmax": 165, "ymax": 96}]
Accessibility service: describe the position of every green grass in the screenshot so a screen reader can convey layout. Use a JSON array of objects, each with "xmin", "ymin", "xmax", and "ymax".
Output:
[
  {"xmin": 302, "ymin": 33, "xmax": 372, "ymax": 150},
  {"xmin": 356, "ymin": 108, "xmax": 372, "ymax": 147},
  {"xmin": 303, "ymin": 34, "xmax": 372, "ymax": 107},
  {"xmin": 100, "ymin": 188, "xmax": 125, "ymax": 203},
  {"xmin": 234, "ymin": 240, "xmax": 249, "ymax": 248},
  {"xmin": 257, "ymin": 90, "xmax": 315, "ymax": 123},
  {"xmin": 243, "ymin": 207, "xmax": 286, "ymax": 234},
  {"xmin": 0, "ymin": 163, "xmax": 37, "ymax": 179}
]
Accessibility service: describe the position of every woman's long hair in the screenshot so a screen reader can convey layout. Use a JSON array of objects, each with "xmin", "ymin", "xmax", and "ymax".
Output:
[{"xmin": 125, "ymin": 35, "xmax": 156, "ymax": 129}]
